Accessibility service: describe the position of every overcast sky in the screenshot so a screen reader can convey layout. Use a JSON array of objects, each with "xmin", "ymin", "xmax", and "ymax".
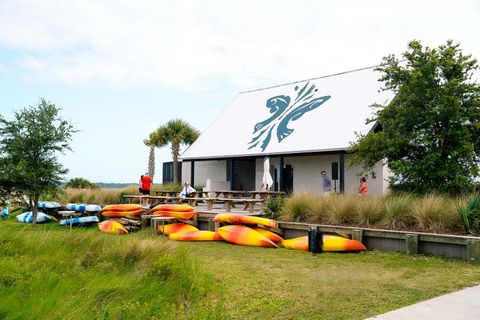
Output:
[{"xmin": 0, "ymin": 0, "xmax": 479, "ymax": 183}]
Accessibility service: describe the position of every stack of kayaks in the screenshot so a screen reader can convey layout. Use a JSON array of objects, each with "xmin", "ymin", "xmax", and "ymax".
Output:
[
  {"xmin": 98, "ymin": 204, "xmax": 145, "ymax": 234},
  {"xmin": 16, "ymin": 211, "xmax": 57, "ymax": 224},
  {"xmin": 152, "ymin": 204, "xmax": 220, "ymax": 241},
  {"xmin": 213, "ymin": 214, "xmax": 281, "ymax": 248},
  {"xmin": 101, "ymin": 204, "xmax": 144, "ymax": 218},
  {"xmin": 151, "ymin": 204, "xmax": 197, "ymax": 219}
]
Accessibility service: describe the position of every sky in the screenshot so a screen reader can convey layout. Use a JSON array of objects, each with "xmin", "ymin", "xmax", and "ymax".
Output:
[{"xmin": 0, "ymin": 0, "xmax": 479, "ymax": 183}]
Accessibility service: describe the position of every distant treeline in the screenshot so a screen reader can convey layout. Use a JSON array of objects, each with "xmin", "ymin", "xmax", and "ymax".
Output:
[{"xmin": 94, "ymin": 182, "xmax": 136, "ymax": 189}]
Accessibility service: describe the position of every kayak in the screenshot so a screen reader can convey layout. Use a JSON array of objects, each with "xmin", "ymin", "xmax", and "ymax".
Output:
[
  {"xmin": 152, "ymin": 210, "xmax": 197, "ymax": 220},
  {"xmin": 66, "ymin": 203, "xmax": 102, "ymax": 212},
  {"xmin": 16, "ymin": 211, "xmax": 57, "ymax": 223},
  {"xmin": 102, "ymin": 209, "xmax": 144, "ymax": 217},
  {"xmin": 281, "ymin": 235, "xmax": 367, "ymax": 252},
  {"xmin": 60, "ymin": 216, "xmax": 99, "ymax": 226},
  {"xmin": 157, "ymin": 223, "xmax": 198, "ymax": 235},
  {"xmin": 169, "ymin": 231, "xmax": 223, "ymax": 241},
  {"xmin": 38, "ymin": 201, "xmax": 61, "ymax": 209},
  {"xmin": 98, "ymin": 220, "xmax": 128, "ymax": 234},
  {"xmin": 213, "ymin": 213, "xmax": 277, "ymax": 228},
  {"xmin": 216, "ymin": 225, "xmax": 278, "ymax": 248},
  {"xmin": 252, "ymin": 227, "xmax": 284, "ymax": 243},
  {"xmin": 151, "ymin": 204, "xmax": 194, "ymax": 212},
  {"xmin": 101, "ymin": 204, "xmax": 143, "ymax": 212}
]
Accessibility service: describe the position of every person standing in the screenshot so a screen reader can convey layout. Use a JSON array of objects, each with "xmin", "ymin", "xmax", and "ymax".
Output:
[
  {"xmin": 141, "ymin": 173, "xmax": 152, "ymax": 195},
  {"xmin": 320, "ymin": 170, "xmax": 332, "ymax": 194},
  {"xmin": 359, "ymin": 177, "xmax": 368, "ymax": 196}
]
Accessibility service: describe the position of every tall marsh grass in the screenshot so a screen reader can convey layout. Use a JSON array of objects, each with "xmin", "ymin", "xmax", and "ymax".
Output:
[
  {"xmin": 0, "ymin": 224, "xmax": 222, "ymax": 319},
  {"xmin": 280, "ymin": 193, "xmax": 471, "ymax": 234}
]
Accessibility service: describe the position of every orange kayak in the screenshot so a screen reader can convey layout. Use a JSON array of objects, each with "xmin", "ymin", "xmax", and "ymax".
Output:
[
  {"xmin": 151, "ymin": 204, "xmax": 194, "ymax": 212},
  {"xmin": 213, "ymin": 213, "xmax": 277, "ymax": 228},
  {"xmin": 152, "ymin": 210, "xmax": 197, "ymax": 220},
  {"xmin": 252, "ymin": 227, "xmax": 284, "ymax": 243},
  {"xmin": 158, "ymin": 223, "xmax": 198, "ymax": 235},
  {"xmin": 102, "ymin": 208, "xmax": 144, "ymax": 217},
  {"xmin": 98, "ymin": 220, "xmax": 128, "ymax": 234},
  {"xmin": 216, "ymin": 225, "xmax": 277, "ymax": 248},
  {"xmin": 169, "ymin": 231, "xmax": 223, "ymax": 241},
  {"xmin": 281, "ymin": 235, "xmax": 367, "ymax": 252},
  {"xmin": 101, "ymin": 204, "xmax": 143, "ymax": 212}
]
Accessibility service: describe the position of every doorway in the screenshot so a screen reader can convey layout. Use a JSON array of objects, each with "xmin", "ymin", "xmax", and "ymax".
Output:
[{"xmin": 232, "ymin": 159, "xmax": 255, "ymax": 191}]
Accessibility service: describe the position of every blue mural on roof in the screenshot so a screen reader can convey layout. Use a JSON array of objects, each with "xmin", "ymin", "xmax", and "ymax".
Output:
[{"xmin": 248, "ymin": 81, "xmax": 331, "ymax": 151}]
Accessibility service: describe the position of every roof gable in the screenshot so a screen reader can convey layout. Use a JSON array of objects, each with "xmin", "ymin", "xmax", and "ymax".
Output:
[{"xmin": 182, "ymin": 66, "xmax": 392, "ymax": 160}]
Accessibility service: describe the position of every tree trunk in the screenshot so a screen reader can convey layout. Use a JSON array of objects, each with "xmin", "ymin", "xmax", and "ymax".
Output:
[
  {"xmin": 32, "ymin": 195, "xmax": 39, "ymax": 228},
  {"xmin": 172, "ymin": 143, "xmax": 180, "ymax": 185},
  {"xmin": 148, "ymin": 146, "xmax": 155, "ymax": 180}
]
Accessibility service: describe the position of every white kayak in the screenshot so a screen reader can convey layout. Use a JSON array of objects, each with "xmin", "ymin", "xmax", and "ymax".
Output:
[
  {"xmin": 65, "ymin": 203, "xmax": 101, "ymax": 212},
  {"xmin": 38, "ymin": 201, "xmax": 61, "ymax": 209},
  {"xmin": 16, "ymin": 211, "xmax": 57, "ymax": 223},
  {"xmin": 59, "ymin": 216, "xmax": 99, "ymax": 226}
]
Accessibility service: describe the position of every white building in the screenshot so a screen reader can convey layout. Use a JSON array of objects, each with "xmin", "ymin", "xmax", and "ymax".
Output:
[{"xmin": 179, "ymin": 66, "xmax": 392, "ymax": 195}]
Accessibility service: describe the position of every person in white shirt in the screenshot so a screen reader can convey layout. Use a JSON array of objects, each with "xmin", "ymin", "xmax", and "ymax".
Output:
[{"xmin": 179, "ymin": 182, "xmax": 196, "ymax": 199}]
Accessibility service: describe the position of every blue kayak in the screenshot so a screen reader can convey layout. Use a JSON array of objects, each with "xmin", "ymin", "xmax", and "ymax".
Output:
[
  {"xmin": 65, "ymin": 203, "xmax": 101, "ymax": 212},
  {"xmin": 59, "ymin": 216, "xmax": 99, "ymax": 226}
]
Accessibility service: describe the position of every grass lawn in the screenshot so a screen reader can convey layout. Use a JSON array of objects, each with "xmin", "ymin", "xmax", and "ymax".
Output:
[{"xmin": 1, "ymin": 220, "xmax": 480, "ymax": 319}]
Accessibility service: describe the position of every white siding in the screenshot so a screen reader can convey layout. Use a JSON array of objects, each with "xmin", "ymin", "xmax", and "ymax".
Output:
[
  {"xmin": 185, "ymin": 155, "xmax": 389, "ymax": 194},
  {"xmin": 184, "ymin": 160, "xmax": 228, "ymax": 188}
]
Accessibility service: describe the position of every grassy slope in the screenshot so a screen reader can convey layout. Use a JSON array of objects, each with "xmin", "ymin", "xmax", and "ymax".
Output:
[
  {"xmin": 180, "ymin": 242, "xmax": 480, "ymax": 320},
  {"xmin": 1, "ymin": 220, "xmax": 480, "ymax": 320},
  {"xmin": 0, "ymin": 222, "xmax": 221, "ymax": 320}
]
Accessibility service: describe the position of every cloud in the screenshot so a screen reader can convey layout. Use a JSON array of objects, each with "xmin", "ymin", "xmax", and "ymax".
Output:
[{"xmin": 1, "ymin": 0, "xmax": 479, "ymax": 91}]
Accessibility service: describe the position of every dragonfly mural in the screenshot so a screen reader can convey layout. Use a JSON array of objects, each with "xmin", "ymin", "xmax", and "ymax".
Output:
[{"xmin": 248, "ymin": 81, "xmax": 331, "ymax": 151}]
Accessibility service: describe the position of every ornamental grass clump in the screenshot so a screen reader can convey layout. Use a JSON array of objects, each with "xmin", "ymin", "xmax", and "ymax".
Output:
[
  {"xmin": 410, "ymin": 194, "xmax": 452, "ymax": 232},
  {"xmin": 326, "ymin": 195, "xmax": 358, "ymax": 225},
  {"xmin": 380, "ymin": 194, "xmax": 414, "ymax": 230},
  {"xmin": 356, "ymin": 196, "xmax": 384, "ymax": 227},
  {"xmin": 280, "ymin": 193, "xmax": 315, "ymax": 222}
]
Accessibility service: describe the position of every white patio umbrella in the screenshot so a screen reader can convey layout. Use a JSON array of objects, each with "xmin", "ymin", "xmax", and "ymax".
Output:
[{"xmin": 262, "ymin": 156, "xmax": 274, "ymax": 190}]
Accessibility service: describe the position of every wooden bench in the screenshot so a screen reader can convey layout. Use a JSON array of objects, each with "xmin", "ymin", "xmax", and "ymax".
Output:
[{"xmin": 216, "ymin": 198, "xmax": 265, "ymax": 213}]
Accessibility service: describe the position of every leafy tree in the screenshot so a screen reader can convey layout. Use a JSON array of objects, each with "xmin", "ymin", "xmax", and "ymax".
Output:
[
  {"xmin": 64, "ymin": 177, "xmax": 98, "ymax": 189},
  {"xmin": 349, "ymin": 40, "xmax": 480, "ymax": 195},
  {"xmin": 0, "ymin": 99, "xmax": 76, "ymax": 226},
  {"xmin": 148, "ymin": 119, "xmax": 200, "ymax": 185}
]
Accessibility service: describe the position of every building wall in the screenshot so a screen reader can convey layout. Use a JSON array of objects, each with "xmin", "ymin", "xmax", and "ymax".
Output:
[
  {"xmin": 183, "ymin": 154, "xmax": 389, "ymax": 194},
  {"xmin": 183, "ymin": 160, "xmax": 227, "ymax": 188}
]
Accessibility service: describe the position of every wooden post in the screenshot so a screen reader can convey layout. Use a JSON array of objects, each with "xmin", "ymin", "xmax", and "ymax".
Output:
[
  {"xmin": 466, "ymin": 239, "xmax": 480, "ymax": 264},
  {"xmin": 214, "ymin": 221, "xmax": 220, "ymax": 231},
  {"xmin": 351, "ymin": 229, "xmax": 364, "ymax": 243},
  {"xmin": 208, "ymin": 218, "xmax": 214, "ymax": 231},
  {"xmin": 405, "ymin": 234, "xmax": 418, "ymax": 255}
]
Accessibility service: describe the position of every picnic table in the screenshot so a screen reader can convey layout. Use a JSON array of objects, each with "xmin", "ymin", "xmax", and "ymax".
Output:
[{"xmin": 248, "ymin": 191, "xmax": 286, "ymax": 199}]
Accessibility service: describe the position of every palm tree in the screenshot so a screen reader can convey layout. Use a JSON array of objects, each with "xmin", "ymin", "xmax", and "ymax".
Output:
[
  {"xmin": 143, "ymin": 139, "xmax": 156, "ymax": 180},
  {"xmin": 149, "ymin": 119, "xmax": 200, "ymax": 185}
]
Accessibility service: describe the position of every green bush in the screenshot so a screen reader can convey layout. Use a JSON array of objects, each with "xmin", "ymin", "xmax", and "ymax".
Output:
[
  {"xmin": 457, "ymin": 194, "xmax": 480, "ymax": 233},
  {"xmin": 262, "ymin": 196, "xmax": 285, "ymax": 220}
]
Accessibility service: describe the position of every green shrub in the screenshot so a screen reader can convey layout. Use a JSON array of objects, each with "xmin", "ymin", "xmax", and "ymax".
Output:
[
  {"xmin": 263, "ymin": 196, "xmax": 285, "ymax": 220},
  {"xmin": 457, "ymin": 194, "xmax": 480, "ymax": 233}
]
